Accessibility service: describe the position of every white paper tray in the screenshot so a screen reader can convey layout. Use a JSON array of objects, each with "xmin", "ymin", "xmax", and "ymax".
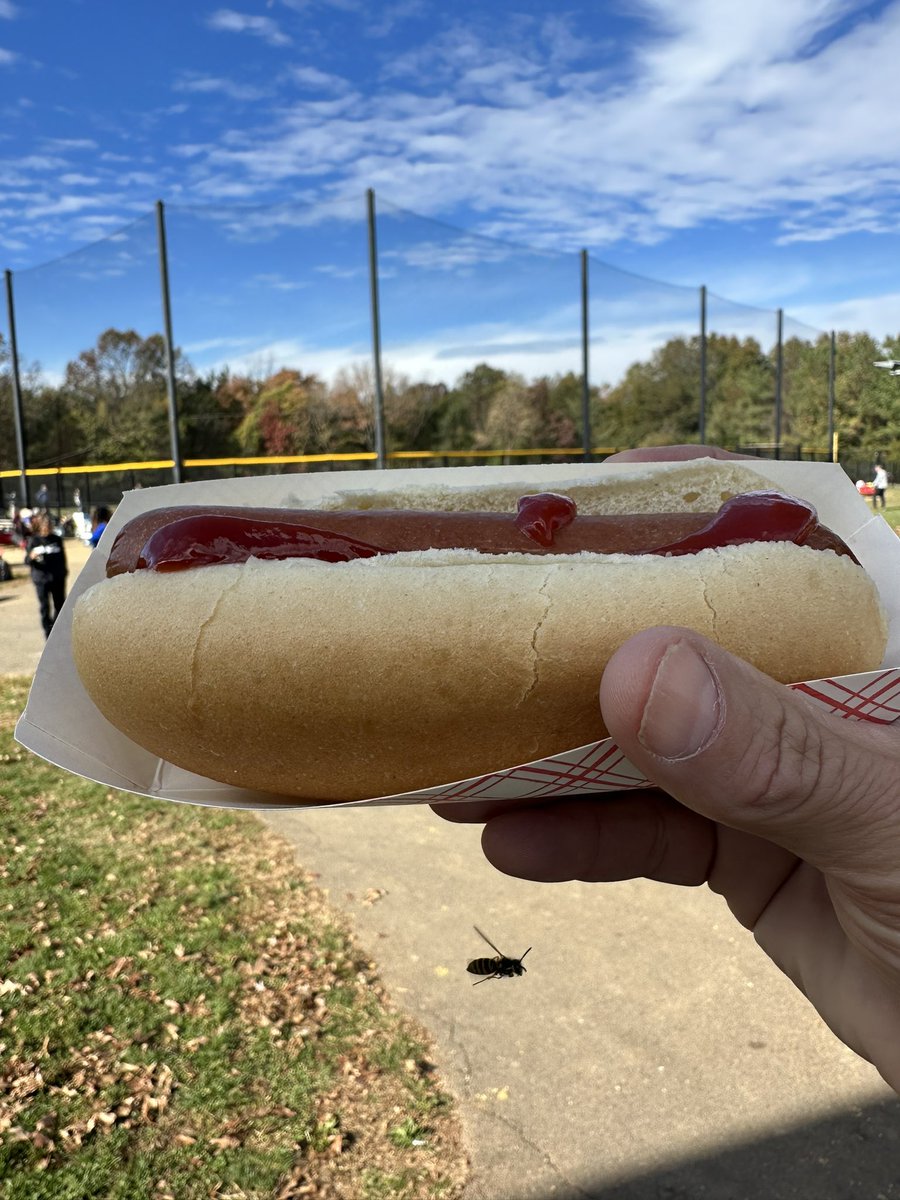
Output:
[{"xmin": 16, "ymin": 458, "xmax": 900, "ymax": 810}]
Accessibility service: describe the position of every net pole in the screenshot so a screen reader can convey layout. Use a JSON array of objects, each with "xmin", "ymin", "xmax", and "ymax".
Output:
[
  {"xmin": 3, "ymin": 268, "xmax": 30, "ymax": 509},
  {"xmin": 155, "ymin": 200, "xmax": 183, "ymax": 484},
  {"xmin": 366, "ymin": 189, "xmax": 387, "ymax": 470},
  {"xmin": 580, "ymin": 249, "xmax": 591, "ymax": 461},
  {"xmin": 774, "ymin": 307, "xmax": 784, "ymax": 459},
  {"xmin": 699, "ymin": 284, "xmax": 707, "ymax": 445}
]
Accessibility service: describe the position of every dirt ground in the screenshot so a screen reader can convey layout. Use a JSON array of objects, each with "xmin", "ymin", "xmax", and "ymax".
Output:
[{"xmin": 0, "ymin": 536, "xmax": 93, "ymax": 675}]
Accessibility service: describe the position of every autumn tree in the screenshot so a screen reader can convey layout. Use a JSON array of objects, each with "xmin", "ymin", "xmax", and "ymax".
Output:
[
  {"xmin": 437, "ymin": 363, "xmax": 507, "ymax": 449},
  {"xmin": 178, "ymin": 370, "xmax": 244, "ymax": 460},
  {"xmin": 827, "ymin": 332, "xmax": 900, "ymax": 460},
  {"xmin": 526, "ymin": 373, "xmax": 594, "ymax": 450},
  {"xmin": 600, "ymin": 336, "xmax": 704, "ymax": 447},
  {"xmin": 478, "ymin": 372, "xmax": 540, "ymax": 449},
  {"xmin": 704, "ymin": 335, "xmax": 775, "ymax": 448},
  {"xmin": 233, "ymin": 368, "xmax": 331, "ymax": 457},
  {"xmin": 60, "ymin": 329, "xmax": 179, "ymax": 462}
]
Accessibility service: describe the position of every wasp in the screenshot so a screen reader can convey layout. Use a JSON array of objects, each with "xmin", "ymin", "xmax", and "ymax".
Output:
[{"xmin": 466, "ymin": 926, "xmax": 531, "ymax": 985}]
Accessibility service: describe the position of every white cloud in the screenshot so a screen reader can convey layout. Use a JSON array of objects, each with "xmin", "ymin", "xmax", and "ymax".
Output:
[
  {"xmin": 26, "ymin": 193, "xmax": 114, "ymax": 219},
  {"xmin": 157, "ymin": 0, "xmax": 900, "ymax": 259},
  {"xmin": 59, "ymin": 172, "xmax": 100, "ymax": 186},
  {"xmin": 182, "ymin": 334, "xmax": 260, "ymax": 355},
  {"xmin": 181, "ymin": 293, "xmax": 702, "ymax": 390},
  {"xmin": 6, "ymin": 0, "xmax": 900, "ymax": 322},
  {"xmin": 793, "ymin": 291, "xmax": 900, "ymax": 340},
  {"xmin": 288, "ymin": 65, "xmax": 351, "ymax": 94},
  {"xmin": 206, "ymin": 9, "xmax": 291, "ymax": 47},
  {"xmin": 175, "ymin": 73, "xmax": 269, "ymax": 101},
  {"xmin": 250, "ymin": 272, "xmax": 309, "ymax": 292},
  {"xmin": 40, "ymin": 137, "xmax": 99, "ymax": 152}
]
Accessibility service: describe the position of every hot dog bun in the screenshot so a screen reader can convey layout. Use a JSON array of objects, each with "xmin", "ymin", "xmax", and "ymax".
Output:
[{"xmin": 71, "ymin": 461, "xmax": 888, "ymax": 803}]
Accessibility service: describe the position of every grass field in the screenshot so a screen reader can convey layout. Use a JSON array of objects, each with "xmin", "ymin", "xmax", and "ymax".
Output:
[
  {"xmin": 872, "ymin": 486, "xmax": 900, "ymax": 529},
  {"xmin": 0, "ymin": 678, "xmax": 467, "ymax": 1199}
]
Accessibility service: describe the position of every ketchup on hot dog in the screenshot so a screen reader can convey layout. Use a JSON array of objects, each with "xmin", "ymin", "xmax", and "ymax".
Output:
[{"xmin": 105, "ymin": 490, "xmax": 857, "ymax": 577}]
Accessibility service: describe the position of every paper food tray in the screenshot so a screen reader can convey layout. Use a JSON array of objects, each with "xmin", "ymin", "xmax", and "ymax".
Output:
[{"xmin": 15, "ymin": 458, "xmax": 900, "ymax": 811}]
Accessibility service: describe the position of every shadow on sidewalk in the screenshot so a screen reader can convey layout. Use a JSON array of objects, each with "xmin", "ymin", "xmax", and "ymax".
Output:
[{"xmin": 524, "ymin": 1094, "xmax": 900, "ymax": 1200}]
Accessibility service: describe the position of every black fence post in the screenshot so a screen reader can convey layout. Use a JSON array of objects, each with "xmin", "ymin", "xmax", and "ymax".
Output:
[
  {"xmin": 580, "ymin": 249, "xmax": 591, "ymax": 461},
  {"xmin": 774, "ymin": 307, "xmax": 784, "ymax": 459},
  {"xmin": 699, "ymin": 284, "xmax": 707, "ymax": 445},
  {"xmin": 155, "ymin": 200, "xmax": 183, "ymax": 484},
  {"xmin": 828, "ymin": 330, "xmax": 836, "ymax": 462},
  {"xmin": 4, "ymin": 268, "xmax": 29, "ymax": 509},
  {"xmin": 366, "ymin": 189, "xmax": 387, "ymax": 470}
]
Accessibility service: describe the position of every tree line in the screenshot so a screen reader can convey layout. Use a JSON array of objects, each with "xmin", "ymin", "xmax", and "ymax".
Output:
[{"xmin": 2, "ymin": 326, "xmax": 900, "ymax": 477}]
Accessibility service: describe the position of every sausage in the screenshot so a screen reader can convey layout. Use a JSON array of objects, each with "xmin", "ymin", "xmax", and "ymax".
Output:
[{"xmin": 105, "ymin": 498, "xmax": 856, "ymax": 577}]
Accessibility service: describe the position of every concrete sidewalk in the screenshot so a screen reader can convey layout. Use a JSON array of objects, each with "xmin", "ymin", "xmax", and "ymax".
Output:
[{"xmin": 3, "ymin": 543, "xmax": 898, "ymax": 1198}]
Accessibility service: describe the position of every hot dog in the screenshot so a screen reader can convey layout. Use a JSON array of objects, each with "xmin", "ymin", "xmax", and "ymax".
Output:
[
  {"xmin": 102, "ymin": 494, "xmax": 858, "ymax": 576},
  {"xmin": 71, "ymin": 459, "xmax": 888, "ymax": 803}
]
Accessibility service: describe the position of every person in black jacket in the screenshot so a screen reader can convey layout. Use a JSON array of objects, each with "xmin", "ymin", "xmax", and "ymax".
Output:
[{"xmin": 24, "ymin": 512, "xmax": 68, "ymax": 637}]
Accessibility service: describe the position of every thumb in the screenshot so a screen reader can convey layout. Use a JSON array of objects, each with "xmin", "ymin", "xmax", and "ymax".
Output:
[{"xmin": 599, "ymin": 627, "xmax": 897, "ymax": 879}]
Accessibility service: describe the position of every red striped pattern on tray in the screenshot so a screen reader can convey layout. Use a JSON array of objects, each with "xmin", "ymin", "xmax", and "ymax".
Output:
[{"xmin": 419, "ymin": 668, "xmax": 900, "ymax": 805}]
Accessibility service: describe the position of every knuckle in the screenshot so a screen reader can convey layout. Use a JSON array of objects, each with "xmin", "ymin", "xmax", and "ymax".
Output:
[
  {"xmin": 643, "ymin": 799, "xmax": 674, "ymax": 879},
  {"xmin": 737, "ymin": 700, "xmax": 829, "ymax": 820},
  {"xmin": 734, "ymin": 697, "xmax": 884, "ymax": 834}
]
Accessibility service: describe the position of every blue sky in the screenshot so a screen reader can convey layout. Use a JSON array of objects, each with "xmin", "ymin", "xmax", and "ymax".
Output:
[{"xmin": 3, "ymin": 0, "xmax": 900, "ymax": 387}]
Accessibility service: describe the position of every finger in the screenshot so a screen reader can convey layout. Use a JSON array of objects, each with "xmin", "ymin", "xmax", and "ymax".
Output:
[
  {"xmin": 430, "ymin": 796, "xmax": 550, "ymax": 824},
  {"xmin": 479, "ymin": 791, "xmax": 716, "ymax": 884},
  {"xmin": 604, "ymin": 446, "xmax": 754, "ymax": 463},
  {"xmin": 598, "ymin": 627, "xmax": 898, "ymax": 881}
]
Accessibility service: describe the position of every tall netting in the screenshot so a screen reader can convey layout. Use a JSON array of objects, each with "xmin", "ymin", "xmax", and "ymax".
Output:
[
  {"xmin": 588, "ymin": 260, "xmax": 700, "ymax": 450},
  {"xmin": 1, "ymin": 190, "xmax": 842, "ymax": 500},
  {"xmin": 781, "ymin": 313, "xmax": 832, "ymax": 460},
  {"xmin": 706, "ymin": 290, "xmax": 828, "ymax": 457},
  {"xmin": 163, "ymin": 197, "xmax": 373, "ymax": 477},
  {"xmin": 3, "ymin": 214, "xmax": 160, "ymax": 510},
  {"xmin": 375, "ymin": 197, "xmax": 584, "ymax": 463}
]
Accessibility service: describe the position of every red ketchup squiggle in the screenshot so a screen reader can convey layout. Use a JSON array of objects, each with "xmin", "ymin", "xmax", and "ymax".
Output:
[
  {"xmin": 134, "ymin": 489, "xmax": 847, "ymax": 571},
  {"xmin": 138, "ymin": 514, "xmax": 387, "ymax": 571},
  {"xmin": 513, "ymin": 492, "xmax": 578, "ymax": 547},
  {"xmin": 645, "ymin": 490, "xmax": 819, "ymax": 556}
]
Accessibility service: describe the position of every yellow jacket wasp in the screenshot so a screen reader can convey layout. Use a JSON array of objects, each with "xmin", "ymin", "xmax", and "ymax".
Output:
[{"xmin": 466, "ymin": 926, "xmax": 531, "ymax": 985}]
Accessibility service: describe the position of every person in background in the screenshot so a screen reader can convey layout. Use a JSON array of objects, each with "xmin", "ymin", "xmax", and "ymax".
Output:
[
  {"xmin": 873, "ymin": 463, "xmax": 889, "ymax": 509},
  {"xmin": 89, "ymin": 505, "xmax": 112, "ymax": 548},
  {"xmin": 17, "ymin": 507, "xmax": 33, "ymax": 539},
  {"xmin": 24, "ymin": 512, "xmax": 68, "ymax": 638}
]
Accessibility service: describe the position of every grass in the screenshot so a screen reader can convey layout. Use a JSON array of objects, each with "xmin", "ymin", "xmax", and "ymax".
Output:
[
  {"xmin": 872, "ymin": 485, "xmax": 900, "ymax": 529},
  {"xmin": 0, "ymin": 677, "xmax": 467, "ymax": 1199}
]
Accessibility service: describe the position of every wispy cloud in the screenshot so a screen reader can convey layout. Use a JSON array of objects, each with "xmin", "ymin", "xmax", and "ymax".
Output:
[
  {"xmin": 206, "ymin": 8, "xmax": 291, "ymax": 47},
  {"xmin": 5, "ymin": 0, "xmax": 900, "ymax": 300},
  {"xmin": 40, "ymin": 137, "xmax": 99, "ymax": 152},
  {"xmin": 250, "ymin": 272, "xmax": 309, "ymax": 291},
  {"xmin": 288, "ymin": 65, "xmax": 352, "ymax": 94},
  {"xmin": 174, "ymin": 72, "xmax": 270, "ymax": 101},
  {"xmin": 793, "ymin": 290, "xmax": 900, "ymax": 341},
  {"xmin": 155, "ymin": 0, "xmax": 900, "ymax": 256}
]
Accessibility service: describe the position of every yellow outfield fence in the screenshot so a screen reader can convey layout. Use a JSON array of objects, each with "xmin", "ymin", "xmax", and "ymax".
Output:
[{"xmin": 0, "ymin": 447, "xmax": 625, "ymax": 481}]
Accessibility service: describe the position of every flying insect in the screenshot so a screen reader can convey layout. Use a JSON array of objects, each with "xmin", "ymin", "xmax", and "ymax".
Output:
[{"xmin": 466, "ymin": 926, "xmax": 531, "ymax": 985}]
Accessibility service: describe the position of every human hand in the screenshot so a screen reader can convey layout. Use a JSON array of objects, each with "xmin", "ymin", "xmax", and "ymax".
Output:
[{"xmin": 434, "ymin": 446, "xmax": 900, "ymax": 1091}]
